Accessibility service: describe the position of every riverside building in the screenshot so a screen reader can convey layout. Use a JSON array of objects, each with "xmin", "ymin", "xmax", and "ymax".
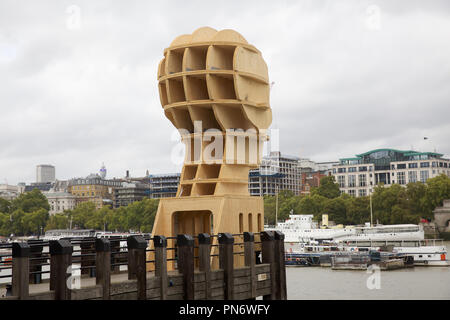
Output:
[
  {"xmin": 68, "ymin": 173, "xmax": 122, "ymax": 208},
  {"xmin": 148, "ymin": 173, "xmax": 180, "ymax": 199},
  {"xmin": 248, "ymin": 151, "xmax": 301, "ymax": 196},
  {"xmin": 332, "ymin": 149, "xmax": 450, "ymax": 197}
]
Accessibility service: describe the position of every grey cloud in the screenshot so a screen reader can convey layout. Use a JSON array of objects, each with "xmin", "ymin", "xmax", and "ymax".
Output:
[{"xmin": 0, "ymin": 0, "xmax": 449, "ymax": 184}]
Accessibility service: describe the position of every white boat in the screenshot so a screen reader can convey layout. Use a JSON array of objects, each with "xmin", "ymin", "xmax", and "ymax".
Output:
[
  {"xmin": 392, "ymin": 240, "xmax": 448, "ymax": 267},
  {"xmin": 288, "ymin": 239, "xmax": 449, "ymax": 267},
  {"xmin": 269, "ymin": 214, "xmax": 424, "ymax": 245}
]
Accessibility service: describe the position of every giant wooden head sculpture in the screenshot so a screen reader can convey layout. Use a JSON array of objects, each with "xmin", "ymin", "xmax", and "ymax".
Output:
[{"xmin": 157, "ymin": 27, "xmax": 272, "ymax": 198}]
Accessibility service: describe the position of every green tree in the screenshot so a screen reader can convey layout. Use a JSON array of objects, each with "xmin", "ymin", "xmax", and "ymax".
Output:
[
  {"xmin": 323, "ymin": 197, "xmax": 347, "ymax": 225},
  {"xmin": 0, "ymin": 198, "xmax": 11, "ymax": 214},
  {"xmin": 297, "ymin": 194, "xmax": 327, "ymax": 221},
  {"xmin": 11, "ymin": 189, "xmax": 50, "ymax": 213},
  {"xmin": 311, "ymin": 176, "xmax": 340, "ymax": 199},
  {"xmin": 46, "ymin": 214, "xmax": 69, "ymax": 230},
  {"xmin": 344, "ymin": 195, "xmax": 370, "ymax": 225},
  {"xmin": 422, "ymin": 174, "xmax": 450, "ymax": 218}
]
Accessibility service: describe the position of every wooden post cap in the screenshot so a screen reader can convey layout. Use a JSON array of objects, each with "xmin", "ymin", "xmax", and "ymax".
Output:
[
  {"xmin": 49, "ymin": 240, "xmax": 73, "ymax": 255},
  {"xmin": 198, "ymin": 233, "xmax": 211, "ymax": 245},
  {"xmin": 95, "ymin": 238, "xmax": 111, "ymax": 252},
  {"xmin": 153, "ymin": 235, "xmax": 167, "ymax": 247},
  {"xmin": 260, "ymin": 231, "xmax": 274, "ymax": 242},
  {"xmin": 12, "ymin": 242, "xmax": 31, "ymax": 258},
  {"xmin": 274, "ymin": 231, "xmax": 285, "ymax": 241},
  {"xmin": 177, "ymin": 234, "xmax": 194, "ymax": 247},
  {"xmin": 127, "ymin": 235, "xmax": 147, "ymax": 250},
  {"xmin": 218, "ymin": 233, "xmax": 234, "ymax": 244},
  {"xmin": 243, "ymin": 232, "xmax": 254, "ymax": 242}
]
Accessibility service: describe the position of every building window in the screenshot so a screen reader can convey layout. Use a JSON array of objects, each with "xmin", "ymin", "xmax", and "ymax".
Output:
[
  {"xmin": 338, "ymin": 176, "xmax": 345, "ymax": 188},
  {"xmin": 397, "ymin": 172, "xmax": 406, "ymax": 185},
  {"xmin": 349, "ymin": 167, "xmax": 357, "ymax": 173},
  {"xmin": 338, "ymin": 168, "xmax": 346, "ymax": 173},
  {"xmin": 420, "ymin": 162, "xmax": 430, "ymax": 168},
  {"xmin": 358, "ymin": 189, "xmax": 366, "ymax": 197},
  {"xmin": 248, "ymin": 213, "xmax": 253, "ymax": 232},
  {"xmin": 348, "ymin": 175, "xmax": 356, "ymax": 187},
  {"xmin": 420, "ymin": 170, "xmax": 429, "ymax": 183},
  {"xmin": 348, "ymin": 190, "xmax": 356, "ymax": 197},
  {"xmin": 408, "ymin": 171, "xmax": 417, "ymax": 183},
  {"xmin": 359, "ymin": 174, "xmax": 366, "ymax": 187},
  {"xmin": 359, "ymin": 166, "xmax": 367, "ymax": 172},
  {"xmin": 408, "ymin": 163, "xmax": 418, "ymax": 169},
  {"xmin": 397, "ymin": 164, "xmax": 406, "ymax": 169},
  {"xmin": 239, "ymin": 213, "xmax": 243, "ymax": 233}
]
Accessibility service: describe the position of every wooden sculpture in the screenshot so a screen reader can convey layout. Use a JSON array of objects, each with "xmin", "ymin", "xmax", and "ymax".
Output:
[{"xmin": 150, "ymin": 27, "xmax": 272, "ymax": 268}]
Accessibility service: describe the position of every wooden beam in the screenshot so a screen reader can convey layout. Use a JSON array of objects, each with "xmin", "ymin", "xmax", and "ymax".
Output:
[
  {"xmin": 243, "ymin": 232, "xmax": 256, "ymax": 299},
  {"xmin": 127, "ymin": 235, "xmax": 148, "ymax": 300},
  {"xmin": 219, "ymin": 232, "xmax": 234, "ymax": 300},
  {"xmin": 274, "ymin": 231, "xmax": 287, "ymax": 300},
  {"xmin": 12, "ymin": 242, "xmax": 30, "ymax": 300},
  {"xmin": 177, "ymin": 234, "xmax": 195, "ymax": 300},
  {"xmin": 198, "ymin": 233, "xmax": 211, "ymax": 300},
  {"xmin": 153, "ymin": 235, "xmax": 168, "ymax": 300},
  {"xmin": 260, "ymin": 231, "xmax": 276, "ymax": 300},
  {"xmin": 95, "ymin": 238, "xmax": 111, "ymax": 300},
  {"xmin": 49, "ymin": 240, "xmax": 73, "ymax": 300}
]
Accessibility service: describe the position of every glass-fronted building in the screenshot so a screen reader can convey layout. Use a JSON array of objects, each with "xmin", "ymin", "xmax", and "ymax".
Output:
[{"xmin": 332, "ymin": 149, "xmax": 450, "ymax": 197}]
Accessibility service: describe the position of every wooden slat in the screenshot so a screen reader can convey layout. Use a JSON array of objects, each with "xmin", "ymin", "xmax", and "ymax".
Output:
[{"xmin": 71, "ymin": 285, "xmax": 102, "ymax": 300}]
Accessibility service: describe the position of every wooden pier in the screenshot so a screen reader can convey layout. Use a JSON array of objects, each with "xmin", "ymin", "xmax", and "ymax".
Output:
[{"xmin": 0, "ymin": 231, "xmax": 286, "ymax": 300}]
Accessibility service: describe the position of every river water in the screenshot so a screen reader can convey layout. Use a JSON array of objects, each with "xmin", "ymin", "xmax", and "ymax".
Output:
[{"xmin": 286, "ymin": 241, "xmax": 450, "ymax": 300}]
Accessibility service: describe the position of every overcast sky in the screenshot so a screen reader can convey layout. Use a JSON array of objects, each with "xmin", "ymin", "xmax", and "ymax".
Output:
[{"xmin": 1, "ymin": 0, "xmax": 449, "ymax": 184}]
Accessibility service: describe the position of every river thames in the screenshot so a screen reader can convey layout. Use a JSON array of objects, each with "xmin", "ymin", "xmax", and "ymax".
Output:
[{"xmin": 286, "ymin": 242, "xmax": 450, "ymax": 299}]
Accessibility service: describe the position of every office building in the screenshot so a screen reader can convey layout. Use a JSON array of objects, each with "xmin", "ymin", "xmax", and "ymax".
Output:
[
  {"xmin": 114, "ymin": 182, "xmax": 151, "ymax": 208},
  {"xmin": 332, "ymin": 148, "xmax": 450, "ymax": 197},
  {"xmin": 68, "ymin": 173, "xmax": 122, "ymax": 208},
  {"xmin": 36, "ymin": 164, "xmax": 55, "ymax": 183},
  {"xmin": 44, "ymin": 191, "xmax": 76, "ymax": 215},
  {"xmin": 148, "ymin": 173, "xmax": 180, "ymax": 198},
  {"xmin": 249, "ymin": 151, "xmax": 301, "ymax": 196}
]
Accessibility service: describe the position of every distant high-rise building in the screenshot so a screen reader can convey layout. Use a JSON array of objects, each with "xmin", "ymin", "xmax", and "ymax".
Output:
[
  {"xmin": 248, "ymin": 151, "xmax": 301, "ymax": 196},
  {"xmin": 99, "ymin": 163, "xmax": 107, "ymax": 179},
  {"xmin": 148, "ymin": 173, "xmax": 180, "ymax": 198},
  {"xmin": 36, "ymin": 164, "xmax": 55, "ymax": 183}
]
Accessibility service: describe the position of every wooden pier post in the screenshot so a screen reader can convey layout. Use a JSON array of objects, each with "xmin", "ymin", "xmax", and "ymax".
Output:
[
  {"xmin": 12, "ymin": 242, "xmax": 30, "ymax": 300},
  {"xmin": 95, "ymin": 238, "xmax": 111, "ymax": 300},
  {"xmin": 49, "ymin": 240, "xmax": 73, "ymax": 300},
  {"xmin": 177, "ymin": 234, "xmax": 194, "ymax": 300},
  {"xmin": 153, "ymin": 235, "xmax": 168, "ymax": 300},
  {"xmin": 260, "ymin": 231, "xmax": 276, "ymax": 300},
  {"xmin": 243, "ymin": 232, "xmax": 256, "ymax": 299},
  {"xmin": 198, "ymin": 233, "xmax": 211, "ymax": 300},
  {"xmin": 274, "ymin": 231, "xmax": 287, "ymax": 300},
  {"xmin": 219, "ymin": 233, "xmax": 234, "ymax": 300},
  {"xmin": 127, "ymin": 235, "xmax": 147, "ymax": 300}
]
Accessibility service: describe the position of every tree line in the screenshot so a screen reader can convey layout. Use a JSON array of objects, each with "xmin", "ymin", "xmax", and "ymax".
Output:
[
  {"xmin": 0, "ymin": 188, "xmax": 159, "ymax": 237},
  {"xmin": 0, "ymin": 174, "xmax": 449, "ymax": 237},
  {"xmin": 264, "ymin": 174, "xmax": 450, "ymax": 226}
]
